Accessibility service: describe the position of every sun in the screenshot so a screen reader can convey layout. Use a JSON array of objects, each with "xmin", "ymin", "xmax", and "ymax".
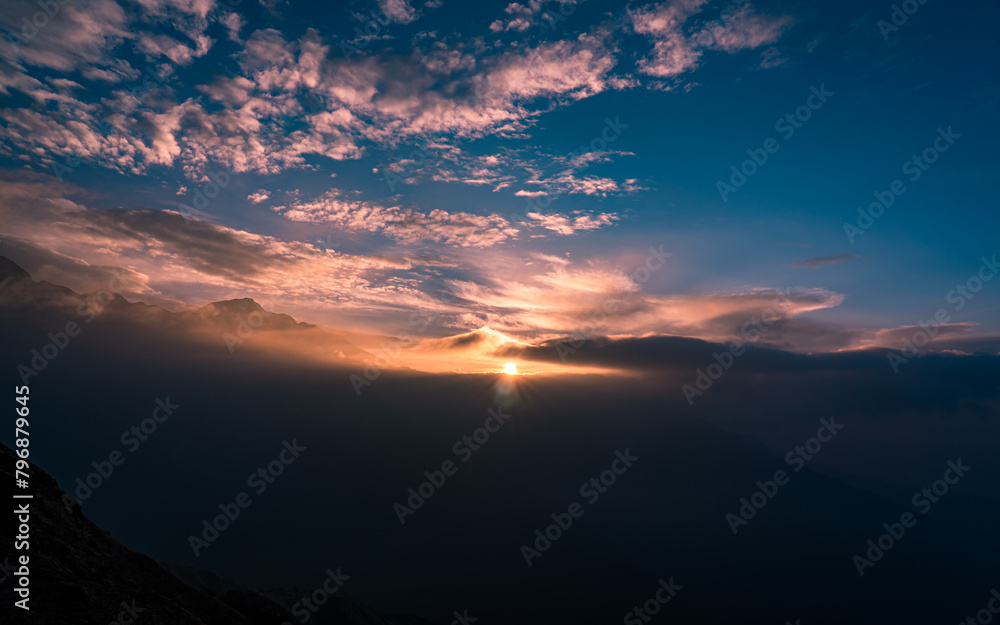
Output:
[{"xmin": 502, "ymin": 362, "xmax": 519, "ymax": 375}]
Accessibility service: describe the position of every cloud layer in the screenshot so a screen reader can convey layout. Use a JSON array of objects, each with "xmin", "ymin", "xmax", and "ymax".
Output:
[{"xmin": 0, "ymin": 0, "xmax": 795, "ymax": 178}]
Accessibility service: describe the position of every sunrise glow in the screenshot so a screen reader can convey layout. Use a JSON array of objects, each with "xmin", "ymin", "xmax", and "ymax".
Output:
[{"xmin": 0, "ymin": 1, "xmax": 997, "ymax": 623}]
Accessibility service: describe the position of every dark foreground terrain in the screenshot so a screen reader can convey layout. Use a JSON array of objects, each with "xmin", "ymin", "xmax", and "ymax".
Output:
[
  {"xmin": 0, "ymin": 444, "xmax": 438, "ymax": 625},
  {"xmin": 2, "ymin": 256, "xmax": 999, "ymax": 624}
]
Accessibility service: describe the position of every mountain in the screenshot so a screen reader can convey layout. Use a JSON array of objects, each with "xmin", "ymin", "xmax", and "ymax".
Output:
[
  {"xmin": 0, "ymin": 255, "xmax": 373, "ymax": 368},
  {"xmin": 0, "ymin": 255, "xmax": 81, "ymax": 311},
  {"xmin": 0, "ymin": 255, "xmax": 31, "ymax": 283},
  {"xmin": 2, "ymin": 256, "xmax": 999, "ymax": 624}
]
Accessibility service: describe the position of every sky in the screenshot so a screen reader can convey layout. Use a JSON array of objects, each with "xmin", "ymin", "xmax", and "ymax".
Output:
[
  {"xmin": 1, "ymin": 0, "xmax": 999, "ymax": 366},
  {"xmin": 3, "ymin": 5, "xmax": 1000, "ymax": 619}
]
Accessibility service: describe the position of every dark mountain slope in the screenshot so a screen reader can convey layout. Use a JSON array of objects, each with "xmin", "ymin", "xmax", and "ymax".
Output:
[{"xmin": 0, "ymin": 443, "xmax": 439, "ymax": 625}]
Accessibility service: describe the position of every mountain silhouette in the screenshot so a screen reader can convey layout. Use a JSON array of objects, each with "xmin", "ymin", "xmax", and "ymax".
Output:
[
  {"xmin": 2, "ymin": 256, "xmax": 999, "ymax": 624},
  {"xmin": 0, "ymin": 255, "xmax": 372, "ymax": 366}
]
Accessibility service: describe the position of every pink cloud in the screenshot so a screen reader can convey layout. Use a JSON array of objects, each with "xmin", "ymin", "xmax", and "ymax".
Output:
[
  {"xmin": 0, "ymin": 0, "xmax": 789, "ymax": 183},
  {"xmin": 377, "ymin": 0, "xmax": 419, "ymax": 24},
  {"xmin": 630, "ymin": 1, "xmax": 794, "ymax": 79},
  {"xmin": 247, "ymin": 190, "xmax": 270, "ymax": 204},
  {"xmin": 629, "ymin": 0, "xmax": 706, "ymax": 78},
  {"xmin": 692, "ymin": 5, "xmax": 793, "ymax": 52},
  {"xmin": 0, "ymin": 179, "xmax": 454, "ymax": 332},
  {"xmin": 523, "ymin": 211, "xmax": 619, "ymax": 235},
  {"xmin": 275, "ymin": 189, "xmax": 520, "ymax": 247}
]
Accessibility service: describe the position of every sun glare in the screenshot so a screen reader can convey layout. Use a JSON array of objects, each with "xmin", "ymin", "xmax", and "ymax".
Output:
[{"xmin": 502, "ymin": 362, "xmax": 519, "ymax": 375}]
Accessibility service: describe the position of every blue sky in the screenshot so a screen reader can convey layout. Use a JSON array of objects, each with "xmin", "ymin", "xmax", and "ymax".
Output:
[{"xmin": 1, "ymin": 0, "xmax": 998, "ymax": 357}]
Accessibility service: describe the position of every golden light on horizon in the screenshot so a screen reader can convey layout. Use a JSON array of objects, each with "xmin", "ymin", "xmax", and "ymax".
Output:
[{"xmin": 502, "ymin": 362, "xmax": 519, "ymax": 375}]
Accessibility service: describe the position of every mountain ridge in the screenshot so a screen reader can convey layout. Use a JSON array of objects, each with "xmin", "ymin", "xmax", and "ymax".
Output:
[{"xmin": 0, "ymin": 255, "xmax": 371, "ymax": 366}]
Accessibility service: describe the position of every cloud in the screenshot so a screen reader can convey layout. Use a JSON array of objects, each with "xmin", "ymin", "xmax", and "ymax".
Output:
[
  {"xmin": 0, "ymin": 20, "xmax": 628, "ymax": 178},
  {"xmin": 0, "ymin": 0, "xmax": 131, "ymax": 75},
  {"xmin": 629, "ymin": 0, "xmax": 706, "ymax": 78},
  {"xmin": 507, "ymin": 332, "xmax": 1000, "ymax": 405},
  {"xmin": 5, "ymin": 179, "xmax": 976, "ymax": 358},
  {"xmin": 691, "ymin": 4, "xmax": 793, "ymax": 52},
  {"xmin": 757, "ymin": 46, "xmax": 787, "ymax": 69},
  {"xmin": 630, "ymin": 1, "xmax": 794, "ymax": 81},
  {"xmin": 489, "ymin": 1, "xmax": 574, "ymax": 32},
  {"xmin": 275, "ymin": 188, "xmax": 520, "ymax": 247},
  {"xmin": 0, "ymin": 182, "xmax": 844, "ymax": 346},
  {"xmin": 134, "ymin": 32, "xmax": 213, "ymax": 66},
  {"xmin": 0, "ymin": 29, "xmax": 357, "ymax": 176},
  {"xmin": 247, "ymin": 190, "xmax": 270, "ymax": 204},
  {"xmin": 424, "ymin": 248, "xmax": 846, "ymax": 343},
  {"xmin": 490, "ymin": 17, "xmax": 532, "ymax": 32},
  {"xmin": 410, "ymin": 144, "xmax": 642, "ymax": 199},
  {"xmin": 0, "ymin": 0, "xmax": 796, "ymax": 182},
  {"xmin": 376, "ymin": 134, "xmax": 643, "ymax": 201},
  {"xmin": 377, "ymin": 0, "xmax": 419, "ymax": 24},
  {"xmin": 787, "ymin": 253, "xmax": 855, "ymax": 268},
  {"xmin": 0, "ymin": 179, "xmax": 452, "ymax": 331},
  {"xmin": 219, "ymin": 11, "xmax": 245, "ymax": 42},
  {"xmin": 523, "ymin": 168, "xmax": 643, "ymax": 197},
  {"xmin": 481, "ymin": 34, "xmax": 615, "ymax": 105},
  {"xmin": 522, "ymin": 211, "xmax": 618, "ymax": 235},
  {"xmin": 507, "ymin": 146, "xmax": 645, "ymax": 198},
  {"xmin": 258, "ymin": 0, "xmax": 289, "ymax": 17},
  {"xmin": 863, "ymin": 322, "xmax": 980, "ymax": 350}
]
